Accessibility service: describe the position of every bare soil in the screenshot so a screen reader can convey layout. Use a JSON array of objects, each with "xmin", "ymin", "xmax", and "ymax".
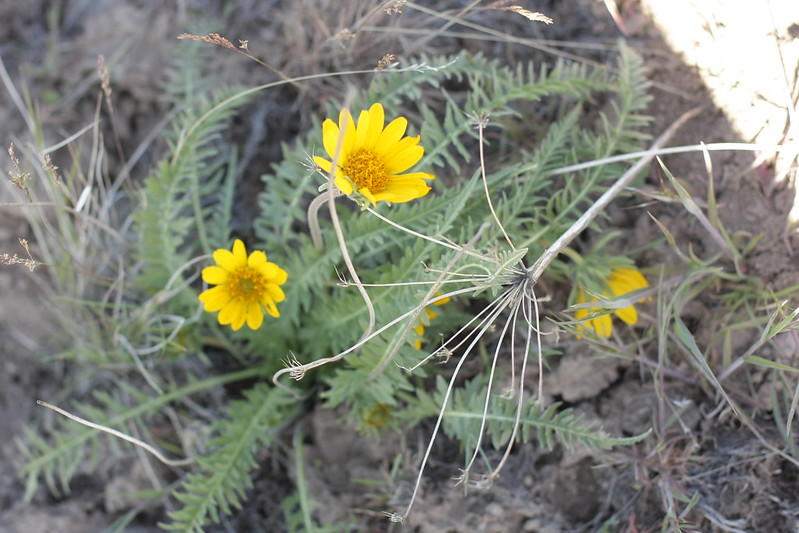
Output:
[{"xmin": 1, "ymin": 1, "xmax": 797, "ymax": 532}]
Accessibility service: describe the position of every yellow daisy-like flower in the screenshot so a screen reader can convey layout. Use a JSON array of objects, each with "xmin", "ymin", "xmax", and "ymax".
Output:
[
  {"xmin": 414, "ymin": 294, "xmax": 452, "ymax": 349},
  {"xmin": 575, "ymin": 268, "xmax": 649, "ymax": 338},
  {"xmin": 313, "ymin": 102, "xmax": 434, "ymax": 206},
  {"xmin": 198, "ymin": 239, "xmax": 287, "ymax": 331}
]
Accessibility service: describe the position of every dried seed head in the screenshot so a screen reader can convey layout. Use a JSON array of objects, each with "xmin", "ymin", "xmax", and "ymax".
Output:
[{"xmin": 376, "ymin": 53, "xmax": 397, "ymax": 71}]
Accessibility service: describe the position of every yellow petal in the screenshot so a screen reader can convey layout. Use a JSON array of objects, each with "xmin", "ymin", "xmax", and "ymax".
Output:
[
  {"xmin": 387, "ymin": 172, "xmax": 434, "ymax": 187},
  {"xmin": 255, "ymin": 262, "xmax": 277, "ymax": 278},
  {"xmin": 314, "ymin": 156, "xmax": 333, "ymax": 174},
  {"xmin": 271, "ymin": 266, "xmax": 288, "ymax": 286},
  {"xmin": 614, "ymin": 304, "xmax": 638, "ymax": 325},
  {"xmin": 213, "ymin": 248, "xmax": 238, "ymax": 271},
  {"xmin": 219, "ymin": 301, "xmax": 243, "ymax": 329},
  {"xmin": 246, "ymin": 303, "xmax": 264, "ymax": 329},
  {"xmin": 337, "ymin": 108, "xmax": 350, "ymax": 128},
  {"xmin": 373, "ymin": 177, "xmax": 431, "ymax": 203},
  {"xmin": 434, "ymin": 295, "xmax": 451, "ymax": 306},
  {"xmin": 414, "ymin": 323, "xmax": 425, "ymax": 349},
  {"xmin": 248, "ymin": 250, "xmax": 267, "ymax": 268},
  {"xmin": 375, "ymin": 116, "xmax": 408, "ymax": 152},
  {"xmin": 359, "ymin": 187, "xmax": 379, "ymax": 206},
  {"xmin": 609, "ymin": 268, "xmax": 649, "ymax": 297},
  {"xmin": 232, "ymin": 239, "xmax": 248, "ymax": 263},
  {"xmin": 199, "ymin": 285, "xmax": 231, "ymax": 312},
  {"xmin": 576, "ymin": 309, "xmax": 613, "ymax": 338},
  {"xmin": 354, "ymin": 108, "xmax": 371, "ymax": 149},
  {"xmin": 383, "ymin": 137, "xmax": 423, "ymax": 173},
  {"xmin": 321, "ymin": 118, "xmax": 340, "ymax": 159},
  {"xmin": 372, "ymin": 190, "xmax": 428, "ymax": 204},
  {"xmin": 574, "ymin": 290, "xmax": 612, "ymax": 338},
  {"xmin": 574, "ymin": 304, "xmax": 591, "ymax": 321},
  {"xmin": 202, "ymin": 265, "xmax": 229, "ymax": 285},
  {"xmin": 263, "ymin": 298, "xmax": 280, "ymax": 318},
  {"xmin": 266, "ymin": 284, "xmax": 286, "ymax": 303},
  {"xmin": 363, "ymin": 103, "xmax": 385, "ymax": 149},
  {"xmin": 334, "ymin": 175, "xmax": 354, "ymax": 194},
  {"xmin": 591, "ymin": 314, "xmax": 613, "ymax": 337},
  {"xmin": 231, "ymin": 303, "xmax": 247, "ymax": 331},
  {"xmin": 340, "ymin": 110, "xmax": 357, "ymax": 157}
]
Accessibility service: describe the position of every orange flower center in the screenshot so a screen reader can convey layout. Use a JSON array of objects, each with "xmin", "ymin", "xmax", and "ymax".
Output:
[
  {"xmin": 228, "ymin": 267, "xmax": 266, "ymax": 303},
  {"xmin": 344, "ymin": 149, "xmax": 389, "ymax": 192}
]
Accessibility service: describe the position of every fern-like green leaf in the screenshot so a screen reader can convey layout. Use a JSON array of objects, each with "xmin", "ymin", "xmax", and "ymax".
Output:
[
  {"xmin": 414, "ymin": 375, "xmax": 650, "ymax": 457},
  {"xmin": 18, "ymin": 367, "xmax": 268, "ymax": 501},
  {"xmin": 161, "ymin": 384, "xmax": 299, "ymax": 532}
]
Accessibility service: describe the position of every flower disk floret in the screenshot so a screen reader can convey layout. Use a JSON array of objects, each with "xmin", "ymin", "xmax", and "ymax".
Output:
[
  {"xmin": 199, "ymin": 239, "xmax": 287, "ymax": 331},
  {"xmin": 313, "ymin": 102, "xmax": 434, "ymax": 207}
]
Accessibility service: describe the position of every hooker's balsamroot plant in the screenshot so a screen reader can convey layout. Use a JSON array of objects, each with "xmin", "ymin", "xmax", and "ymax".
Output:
[{"xmin": 18, "ymin": 40, "xmax": 670, "ymax": 531}]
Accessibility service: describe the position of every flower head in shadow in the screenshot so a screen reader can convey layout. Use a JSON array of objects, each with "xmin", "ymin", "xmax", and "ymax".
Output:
[{"xmin": 575, "ymin": 267, "xmax": 649, "ymax": 338}]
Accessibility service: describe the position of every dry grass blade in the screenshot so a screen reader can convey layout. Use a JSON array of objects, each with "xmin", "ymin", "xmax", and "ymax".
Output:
[{"xmin": 496, "ymin": 6, "xmax": 554, "ymax": 24}]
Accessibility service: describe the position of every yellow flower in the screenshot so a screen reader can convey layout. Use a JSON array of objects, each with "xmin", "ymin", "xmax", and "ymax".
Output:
[
  {"xmin": 198, "ymin": 239, "xmax": 287, "ymax": 331},
  {"xmin": 364, "ymin": 404, "xmax": 392, "ymax": 428},
  {"xmin": 414, "ymin": 294, "xmax": 451, "ymax": 349},
  {"xmin": 313, "ymin": 102, "xmax": 434, "ymax": 206},
  {"xmin": 575, "ymin": 268, "xmax": 649, "ymax": 338}
]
